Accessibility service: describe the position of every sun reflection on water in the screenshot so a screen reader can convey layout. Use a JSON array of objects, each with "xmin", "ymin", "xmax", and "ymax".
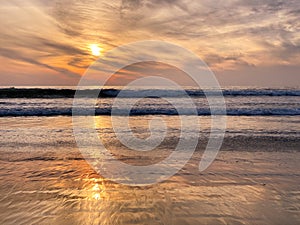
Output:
[{"xmin": 92, "ymin": 183, "xmax": 101, "ymax": 200}]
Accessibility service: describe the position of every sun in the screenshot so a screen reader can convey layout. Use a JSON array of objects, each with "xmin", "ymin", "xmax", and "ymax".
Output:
[{"xmin": 89, "ymin": 44, "xmax": 102, "ymax": 56}]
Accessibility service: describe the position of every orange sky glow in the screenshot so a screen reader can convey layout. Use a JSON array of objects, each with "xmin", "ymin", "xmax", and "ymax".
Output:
[{"xmin": 0, "ymin": 0, "xmax": 299, "ymax": 87}]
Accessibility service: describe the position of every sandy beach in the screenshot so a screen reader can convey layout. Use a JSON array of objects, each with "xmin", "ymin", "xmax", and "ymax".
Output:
[
  {"xmin": 0, "ymin": 116, "xmax": 299, "ymax": 225},
  {"xmin": 0, "ymin": 150, "xmax": 299, "ymax": 225}
]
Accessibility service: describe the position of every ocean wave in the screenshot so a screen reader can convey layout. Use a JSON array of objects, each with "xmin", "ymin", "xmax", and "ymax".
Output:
[
  {"xmin": 0, "ymin": 108, "xmax": 299, "ymax": 116},
  {"xmin": 0, "ymin": 88, "xmax": 300, "ymax": 98}
]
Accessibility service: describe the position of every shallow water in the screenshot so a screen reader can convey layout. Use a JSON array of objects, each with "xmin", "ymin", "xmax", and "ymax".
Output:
[
  {"xmin": 1, "ymin": 151, "xmax": 300, "ymax": 225},
  {"xmin": 0, "ymin": 116, "xmax": 299, "ymax": 224}
]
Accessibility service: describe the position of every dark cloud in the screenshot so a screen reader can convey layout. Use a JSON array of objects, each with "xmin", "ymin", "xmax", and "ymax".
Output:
[
  {"xmin": 0, "ymin": 47, "xmax": 80, "ymax": 78},
  {"xmin": 68, "ymin": 56, "xmax": 91, "ymax": 69},
  {"xmin": 40, "ymin": 39, "xmax": 89, "ymax": 56}
]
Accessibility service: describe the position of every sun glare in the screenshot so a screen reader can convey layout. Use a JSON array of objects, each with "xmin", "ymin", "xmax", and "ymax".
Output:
[{"xmin": 90, "ymin": 44, "xmax": 102, "ymax": 56}]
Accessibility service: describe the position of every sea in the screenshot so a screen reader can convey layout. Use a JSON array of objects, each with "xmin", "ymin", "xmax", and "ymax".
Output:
[{"xmin": 0, "ymin": 86, "xmax": 299, "ymax": 224}]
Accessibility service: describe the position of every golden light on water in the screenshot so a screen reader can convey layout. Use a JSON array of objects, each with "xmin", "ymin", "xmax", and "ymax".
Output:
[
  {"xmin": 91, "ymin": 182, "xmax": 104, "ymax": 200},
  {"xmin": 89, "ymin": 44, "xmax": 102, "ymax": 56},
  {"xmin": 93, "ymin": 193, "xmax": 101, "ymax": 200}
]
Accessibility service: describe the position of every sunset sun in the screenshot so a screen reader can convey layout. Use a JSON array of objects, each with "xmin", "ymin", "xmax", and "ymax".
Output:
[
  {"xmin": 90, "ymin": 44, "xmax": 102, "ymax": 56},
  {"xmin": 0, "ymin": 1, "xmax": 299, "ymax": 224}
]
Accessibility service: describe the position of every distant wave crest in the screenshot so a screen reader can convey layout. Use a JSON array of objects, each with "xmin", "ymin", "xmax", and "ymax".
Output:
[
  {"xmin": 0, "ymin": 88, "xmax": 300, "ymax": 98},
  {"xmin": 0, "ymin": 108, "xmax": 299, "ymax": 117}
]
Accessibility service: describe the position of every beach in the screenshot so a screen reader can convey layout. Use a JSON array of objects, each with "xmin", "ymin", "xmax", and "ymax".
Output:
[
  {"xmin": 1, "ymin": 0, "xmax": 300, "ymax": 224},
  {"xmin": 0, "ymin": 113, "xmax": 299, "ymax": 225}
]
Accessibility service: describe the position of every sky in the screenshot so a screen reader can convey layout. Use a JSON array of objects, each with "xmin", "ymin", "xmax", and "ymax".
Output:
[{"xmin": 0, "ymin": 0, "xmax": 299, "ymax": 87}]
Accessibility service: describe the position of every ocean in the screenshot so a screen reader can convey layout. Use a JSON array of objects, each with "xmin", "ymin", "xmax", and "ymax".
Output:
[{"xmin": 0, "ymin": 86, "xmax": 299, "ymax": 224}]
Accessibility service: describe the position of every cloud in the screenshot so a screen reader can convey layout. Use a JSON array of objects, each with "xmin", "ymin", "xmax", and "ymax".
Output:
[
  {"xmin": 0, "ymin": 0, "xmax": 299, "ymax": 85},
  {"xmin": 115, "ymin": 0, "xmax": 300, "ymax": 67},
  {"xmin": 0, "ymin": 47, "xmax": 80, "ymax": 78},
  {"xmin": 0, "ymin": 1, "xmax": 94, "ymax": 80},
  {"xmin": 204, "ymin": 53, "xmax": 255, "ymax": 70}
]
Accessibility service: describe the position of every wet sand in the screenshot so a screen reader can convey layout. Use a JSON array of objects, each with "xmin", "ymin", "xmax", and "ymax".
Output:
[
  {"xmin": 0, "ymin": 116, "xmax": 299, "ymax": 224},
  {"xmin": 0, "ymin": 150, "xmax": 300, "ymax": 225}
]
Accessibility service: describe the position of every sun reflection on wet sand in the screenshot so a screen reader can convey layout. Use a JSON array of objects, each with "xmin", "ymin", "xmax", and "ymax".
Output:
[
  {"xmin": 0, "ymin": 151, "xmax": 300, "ymax": 224},
  {"xmin": 0, "ymin": 116, "xmax": 299, "ymax": 224}
]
